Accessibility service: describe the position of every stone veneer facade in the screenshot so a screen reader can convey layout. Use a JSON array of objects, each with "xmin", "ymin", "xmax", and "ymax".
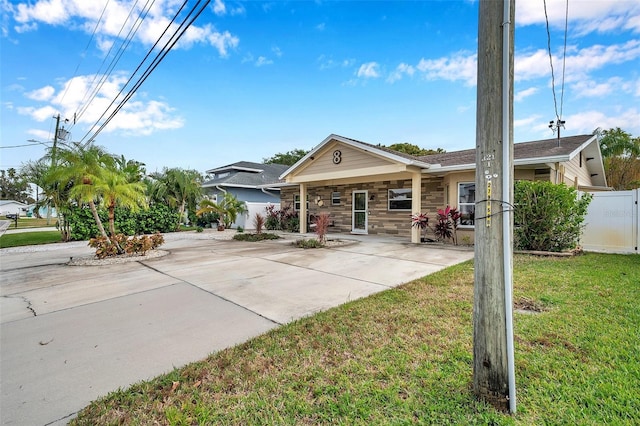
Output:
[{"xmin": 281, "ymin": 177, "xmax": 445, "ymax": 238}]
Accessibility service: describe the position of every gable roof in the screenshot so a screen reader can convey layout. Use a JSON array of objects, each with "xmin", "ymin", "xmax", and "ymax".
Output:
[
  {"xmin": 202, "ymin": 161, "xmax": 289, "ymax": 189},
  {"xmin": 280, "ymin": 134, "xmax": 432, "ymax": 180}
]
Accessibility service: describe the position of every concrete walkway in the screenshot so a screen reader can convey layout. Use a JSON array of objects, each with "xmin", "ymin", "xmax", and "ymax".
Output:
[{"xmin": 0, "ymin": 231, "xmax": 473, "ymax": 425}]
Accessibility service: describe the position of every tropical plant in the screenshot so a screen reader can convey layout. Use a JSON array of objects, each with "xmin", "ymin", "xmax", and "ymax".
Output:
[
  {"xmin": 148, "ymin": 168, "xmax": 203, "ymax": 229},
  {"xmin": 196, "ymin": 193, "xmax": 247, "ymax": 229},
  {"xmin": 314, "ymin": 212, "xmax": 331, "ymax": 244},
  {"xmin": 514, "ymin": 181, "xmax": 592, "ymax": 252},
  {"xmin": 98, "ymin": 168, "xmax": 147, "ymax": 239},
  {"xmin": 253, "ymin": 213, "xmax": 265, "ymax": 234},
  {"xmin": 434, "ymin": 206, "xmax": 461, "ymax": 244},
  {"xmin": 264, "ymin": 203, "xmax": 299, "ymax": 232},
  {"xmin": 51, "ymin": 142, "xmax": 115, "ymax": 241},
  {"xmin": 411, "ymin": 212, "xmax": 430, "ymax": 240}
]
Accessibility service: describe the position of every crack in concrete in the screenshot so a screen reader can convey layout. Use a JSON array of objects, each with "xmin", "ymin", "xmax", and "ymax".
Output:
[
  {"xmin": 137, "ymin": 261, "xmax": 282, "ymax": 326},
  {"xmin": 3, "ymin": 294, "xmax": 37, "ymax": 316}
]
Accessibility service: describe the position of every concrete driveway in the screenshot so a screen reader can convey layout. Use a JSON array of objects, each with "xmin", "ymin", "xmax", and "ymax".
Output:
[{"xmin": 0, "ymin": 232, "xmax": 473, "ymax": 425}]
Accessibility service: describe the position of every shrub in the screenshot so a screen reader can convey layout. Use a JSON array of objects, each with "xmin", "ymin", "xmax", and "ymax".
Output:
[
  {"xmin": 264, "ymin": 203, "xmax": 299, "ymax": 231},
  {"xmin": 514, "ymin": 181, "xmax": 592, "ymax": 252},
  {"xmin": 433, "ymin": 206, "xmax": 461, "ymax": 244},
  {"xmin": 232, "ymin": 233, "xmax": 281, "ymax": 242},
  {"xmin": 88, "ymin": 232, "xmax": 164, "ymax": 258},
  {"xmin": 236, "ymin": 226, "xmax": 244, "ymax": 233},
  {"xmin": 196, "ymin": 226, "xmax": 204, "ymax": 233},
  {"xmin": 295, "ymin": 238, "xmax": 324, "ymax": 249},
  {"xmin": 314, "ymin": 213, "xmax": 331, "ymax": 244}
]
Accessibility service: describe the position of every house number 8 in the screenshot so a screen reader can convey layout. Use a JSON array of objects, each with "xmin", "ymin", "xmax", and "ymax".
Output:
[{"xmin": 333, "ymin": 150, "xmax": 342, "ymax": 164}]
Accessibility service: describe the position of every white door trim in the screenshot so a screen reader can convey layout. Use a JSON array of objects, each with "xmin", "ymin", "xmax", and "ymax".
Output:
[{"xmin": 352, "ymin": 190, "xmax": 368, "ymax": 234}]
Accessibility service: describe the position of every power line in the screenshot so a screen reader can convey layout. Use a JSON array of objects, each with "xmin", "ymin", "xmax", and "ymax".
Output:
[
  {"xmin": 73, "ymin": 0, "xmax": 150, "ymax": 125},
  {"xmin": 59, "ymin": 0, "xmax": 112, "ymax": 108},
  {"xmin": 544, "ymin": 0, "xmax": 569, "ymax": 138},
  {"xmin": 78, "ymin": 0, "xmax": 189, "ymax": 144},
  {"xmin": 80, "ymin": 0, "xmax": 211, "ymax": 145}
]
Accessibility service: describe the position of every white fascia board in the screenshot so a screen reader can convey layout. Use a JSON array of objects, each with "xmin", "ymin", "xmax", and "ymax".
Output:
[
  {"xmin": 422, "ymin": 155, "xmax": 571, "ymax": 174},
  {"xmin": 279, "ymin": 133, "xmax": 432, "ymax": 179},
  {"xmin": 423, "ymin": 163, "xmax": 475, "ymax": 173},
  {"xmin": 567, "ymin": 134, "xmax": 598, "ymax": 161}
]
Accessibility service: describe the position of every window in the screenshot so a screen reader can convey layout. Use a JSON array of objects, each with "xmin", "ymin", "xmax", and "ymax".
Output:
[
  {"xmin": 458, "ymin": 183, "xmax": 475, "ymax": 226},
  {"xmin": 331, "ymin": 192, "xmax": 341, "ymax": 205},
  {"xmin": 388, "ymin": 188, "xmax": 412, "ymax": 211},
  {"xmin": 294, "ymin": 195, "xmax": 309, "ymax": 211}
]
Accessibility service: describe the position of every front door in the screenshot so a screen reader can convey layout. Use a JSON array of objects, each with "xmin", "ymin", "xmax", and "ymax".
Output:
[{"xmin": 352, "ymin": 190, "xmax": 368, "ymax": 234}]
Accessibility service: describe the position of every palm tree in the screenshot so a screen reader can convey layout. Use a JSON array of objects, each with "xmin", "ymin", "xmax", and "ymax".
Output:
[
  {"xmin": 98, "ymin": 168, "xmax": 147, "ymax": 238},
  {"xmin": 53, "ymin": 142, "xmax": 114, "ymax": 240},
  {"xmin": 149, "ymin": 168, "xmax": 203, "ymax": 229},
  {"xmin": 197, "ymin": 192, "xmax": 247, "ymax": 229}
]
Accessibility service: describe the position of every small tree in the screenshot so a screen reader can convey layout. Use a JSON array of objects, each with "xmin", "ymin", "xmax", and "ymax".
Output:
[
  {"xmin": 253, "ymin": 213, "xmax": 265, "ymax": 234},
  {"xmin": 514, "ymin": 181, "xmax": 592, "ymax": 252},
  {"xmin": 314, "ymin": 212, "xmax": 331, "ymax": 244}
]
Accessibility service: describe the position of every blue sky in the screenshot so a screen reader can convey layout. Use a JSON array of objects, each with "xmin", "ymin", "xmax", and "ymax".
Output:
[{"xmin": 1, "ymin": 0, "xmax": 639, "ymax": 175}]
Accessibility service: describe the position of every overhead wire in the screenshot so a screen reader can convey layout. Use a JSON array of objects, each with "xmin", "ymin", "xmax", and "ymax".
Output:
[
  {"xmin": 80, "ymin": 0, "xmax": 211, "ymax": 145},
  {"xmin": 543, "ymin": 0, "xmax": 569, "ymax": 123},
  {"xmin": 78, "ymin": 0, "xmax": 189, "ymax": 144},
  {"xmin": 58, "ymin": 0, "xmax": 112, "ymax": 108},
  {"xmin": 73, "ymin": 0, "xmax": 149, "ymax": 125}
]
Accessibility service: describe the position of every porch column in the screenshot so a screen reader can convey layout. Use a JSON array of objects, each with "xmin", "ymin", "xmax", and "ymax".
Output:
[
  {"xmin": 299, "ymin": 183, "xmax": 307, "ymax": 234},
  {"xmin": 411, "ymin": 171, "xmax": 422, "ymax": 244}
]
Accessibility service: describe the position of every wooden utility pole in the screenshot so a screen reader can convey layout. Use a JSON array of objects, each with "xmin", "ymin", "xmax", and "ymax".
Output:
[{"xmin": 473, "ymin": 0, "xmax": 515, "ymax": 413}]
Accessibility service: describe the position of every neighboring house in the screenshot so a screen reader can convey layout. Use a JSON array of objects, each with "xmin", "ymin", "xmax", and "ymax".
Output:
[
  {"xmin": 202, "ymin": 161, "xmax": 289, "ymax": 229},
  {"xmin": 276, "ymin": 133, "xmax": 608, "ymax": 243},
  {"xmin": 0, "ymin": 200, "xmax": 28, "ymax": 217}
]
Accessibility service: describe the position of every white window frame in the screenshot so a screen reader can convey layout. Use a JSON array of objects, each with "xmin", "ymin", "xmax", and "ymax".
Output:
[
  {"xmin": 388, "ymin": 188, "xmax": 412, "ymax": 211},
  {"xmin": 458, "ymin": 182, "xmax": 475, "ymax": 227},
  {"xmin": 293, "ymin": 194, "xmax": 309, "ymax": 212},
  {"xmin": 331, "ymin": 192, "xmax": 341, "ymax": 206}
]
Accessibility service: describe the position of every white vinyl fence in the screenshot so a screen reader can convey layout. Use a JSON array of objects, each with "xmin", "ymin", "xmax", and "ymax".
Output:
[
  {"xmin": 580, "ymin": 189, "xmax": 639, "ymax": 254},
  {"xmin": 235, "ymin": 202, "xmax": 280, "ymax": 230}
]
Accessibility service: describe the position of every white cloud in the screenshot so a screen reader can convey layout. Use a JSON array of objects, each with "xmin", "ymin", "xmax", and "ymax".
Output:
[
  {"xmin": 357, "ymin": 62, "xmax": 380, "ymax": 78},
  {"xmin": 255, "ymin": 56, "xmax": 273, "ymax": 67},
  {"xmin": 514, "ymin": 87, "xmax": 539, "ymax": 102},
  {"xmin": 571, "ymin": 77, "xmax": 624, "ymax": 98},
  {"xmin": 25, "ymin": 85, "xmax": 55, "ymax": 101},
  {"xmin": 561, "ymin": 109, "xmax": 640, "ymax": 136},
  {"xmin": 272, "ymin": 46, "xmax": 282, "ymax": 57},
  {"xmin": 515, "ymin": 40, "xmax": 640, "ymax": 83},
  {"xmin": 514, "ymin": 114, "xmax": 542, "ymax": 129},
  {"xmin": 387, "ymin": 63, "xmax": 415, "ymax": 83},
  {"xmin": 212, "ymin": 0, "xmax": 226, "ymax": 16},
  {"xmin": 416, "ymin": 52, "xmax": 477, "ymax": 86},
  {"xmin": 316, "ymin": 22, "xmax": 325, "ymax": 31},
  {"xmin": 517, "ymin": 0, "xmax": 640, "ymax": 34},
  {"xmin": 27, "ymin": 129, "xmax": 52, "ymax": 141},
  {"xmin": 7, "ymin": 0, "xmax": 241, "ymax": 57},
  {"xmin": 16, "ymin": 73, "xmax": 185, "ymax": 137}
]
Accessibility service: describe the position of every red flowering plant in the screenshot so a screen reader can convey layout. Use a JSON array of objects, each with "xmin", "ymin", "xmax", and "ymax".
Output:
[
  {"xmin": 411, "ymin": 212, "xmax": 430, "ymax": 241},
  {"xmin": 434, "ymin": 206, "xmax": 462, "ymax": 245}
]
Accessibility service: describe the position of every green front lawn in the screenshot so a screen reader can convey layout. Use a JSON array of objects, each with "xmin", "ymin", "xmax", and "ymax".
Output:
[
  {"xmin": 72, "ymin": 253, "xmax": 639, "ymax": 425},
  {"xmin": 0, "ymin": 231, "xmax": 63, "ymax": 248}
]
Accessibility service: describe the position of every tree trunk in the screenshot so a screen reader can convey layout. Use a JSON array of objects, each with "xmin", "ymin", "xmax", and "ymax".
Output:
[{"xmin": 88, "ymin": 200, "xmax": 109, "ymax": 241}]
